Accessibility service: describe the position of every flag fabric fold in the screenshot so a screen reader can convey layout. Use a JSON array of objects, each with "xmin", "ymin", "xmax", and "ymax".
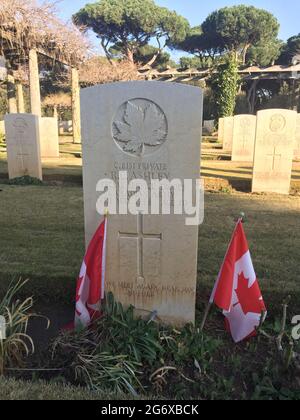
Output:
[
  {"xmin": 75, "ymin": 217, "xmax": 108, "ymax": 329},
  {"xmin": 210, "ymin": 219, "xmax": 266, "ymax": 343}
]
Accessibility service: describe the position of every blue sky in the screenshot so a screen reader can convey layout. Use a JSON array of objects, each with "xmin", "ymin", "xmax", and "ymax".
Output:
[{"xmin": 55, "ymin": 0, "xmax": 300, "ymax": 59}]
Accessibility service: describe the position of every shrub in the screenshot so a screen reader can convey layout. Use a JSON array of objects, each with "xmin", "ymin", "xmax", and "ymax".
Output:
[{"xmin": 0, "ymin": 279, "xmax": 35, "ymax": 375}]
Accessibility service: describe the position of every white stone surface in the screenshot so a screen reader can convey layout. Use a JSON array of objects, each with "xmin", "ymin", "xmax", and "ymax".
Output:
[
  {"xmin": 223, "ymin": 116, "xmax": 234, "ymax": 152},
  {"xmin": 4, "ymin": 114, "xmax": 42, "ymax": 180},
  {"xmin": 252, "ymin": 109, "xmax": 297, "ymax": 194},
  {"xmin": 232, "ymin": 115, "xmax": 256, "ymax": 162},
  {"xmin": 81, "ymin": 81, "xmax": 202, "ymax": 326},
  {"xmin": 218, "ymin": 118, "xmax": 224, "ymax": 144},
  {"xmin": 294, "ymin": 114, "xmax": 300, "ymax": 160},
  {"xmin": 39, "ymin": 117, "xmax": 59, "ymax": 158}
]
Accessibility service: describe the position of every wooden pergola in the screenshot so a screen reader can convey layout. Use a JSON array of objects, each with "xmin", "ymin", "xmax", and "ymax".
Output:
[
  {"xmin": 0, "ymin": 0, "xmax": 89, "ymax": 143},
  {"xmin": 141, "ymin": 63, "xmax": 300, "ymax": 113}
]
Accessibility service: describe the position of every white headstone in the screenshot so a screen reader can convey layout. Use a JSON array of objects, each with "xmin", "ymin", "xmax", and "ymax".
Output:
[
  {"xmin": 81, "ymin": 81, "xmax": 202, "ymax": 326},
  {"xmin": 232, "ymin": 115, "xmax": 256, "ymax": 162},
  {"xmin": 252, "ymin": 109, "xmax": 297, "ymax": 194},
  {"xmin": 39, "ymin": 117, "xmax": 59, "ymax": 158},
  {"xmin": 218, "ymin": 118, "xmax": 224, "ymax": 144},
  {"xmin": 4, "ymin": 114, "xmax": 42, "ymax": 180},
  {"xmin": 203, "ymin": 120, "xmax": 215, "ymax": 135},
  {"xmin": 223, "ymin": 116, "xmax": 234, "ymax": 152},
  {"xmin": 294, "ymin": 114, "xmax": 300, "ymax": 160},
  {"xmin": 58, "ymin": 120, "xmax": 73, "ymax": 135}
]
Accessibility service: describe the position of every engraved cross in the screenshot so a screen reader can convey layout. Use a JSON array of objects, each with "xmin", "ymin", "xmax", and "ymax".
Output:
[
  {"xmin": 119, "ymin": 214, "xmax": 162, "ymax": 282},
  {"xmin": 267, "ymin": 147, "xmax": 281, "ymax": 171}
]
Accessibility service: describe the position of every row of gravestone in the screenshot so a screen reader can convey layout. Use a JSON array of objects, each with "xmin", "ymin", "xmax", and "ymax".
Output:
[
  {"xmin": 2, "ymin": 83, "xmax": 299, "ymax": 327},
  {"xmin": 218, "ymin": 111, "xmax": 300, "ymax": 195},
  {"xmin": 3, "ymin": 115, "xmax": 60, "ymax": 180}
]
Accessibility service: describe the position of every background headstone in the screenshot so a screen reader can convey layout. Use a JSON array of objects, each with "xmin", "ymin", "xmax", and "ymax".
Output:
[
  {"xmin": 58, "ymin": 120, "xmax": 73, "ymax": 135},
  {"xmin": 81, "ymin": 81, "xmax": 202, "ymax": 327},
  {"xmin": 203, "ymin": 120, "xmax": 215, "ymax": 135},
  {"xmin": 232, "ymin": 115, "xmax": 257, "ymax": 162},
  {"xmin": 252, "ymin": 109, "xmax": 297, "ymax": 194},
  {"xmin": 39, "ymin": 117, "xmax": 60, "ymax": 158},
  {"xmin": 4, "ymin": 114, "xmax": 42, "ymax": 180},
  {"xmin": 218, "ymin": 118, "xmax": 224, "ymax": 144},
  {"xmin": 294, "ymin": 114, "xmax": 300, "ymax": 160},
  {"xmin": 223, "ymin": 116, "xmax": 234, "ymax": 152}
]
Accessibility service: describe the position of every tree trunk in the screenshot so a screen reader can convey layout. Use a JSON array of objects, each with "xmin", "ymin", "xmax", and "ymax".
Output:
[
  {"xmin": 16, "ymin": 82, "xmax": 25, "ymax": 113},
  {"xmin": 7, "ymin": 72, "xmax": 17, "ymax": 114},
  {"xmin": 247, "ymin": 79, "xmax": 258, "ymax": 114},
  {"xmin": 71, "ymin": 68, "xmax": 81, "ymax": 144},
  {"xmin": 29, "ymin": 49, "xmax": 42, "ymax": 117}
]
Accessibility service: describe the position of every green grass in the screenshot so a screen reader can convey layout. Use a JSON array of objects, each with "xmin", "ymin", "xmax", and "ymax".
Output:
[
  {"xmin": 0, "ymin": 183, "xmax": 299, "ymax": 399},
  {"xmin": 0, "ymin": 184, "xmax": 84, "ymax": 301},
  {"xmin": 0, "ymin": 183, "xmax": 299, "ymax": 314},
  {"xmin": 0, "ymin": 377, "xmax": 134, "ymax": 400}
]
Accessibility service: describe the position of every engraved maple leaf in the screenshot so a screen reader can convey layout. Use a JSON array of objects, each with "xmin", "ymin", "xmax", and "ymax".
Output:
[{"xmin": 113, "ymin": 101, "xmax": 166, "ymax": 155}]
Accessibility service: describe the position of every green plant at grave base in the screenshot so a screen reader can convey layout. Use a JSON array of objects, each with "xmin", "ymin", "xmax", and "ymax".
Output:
[
  {"xmin": 0, "ymin": 279, "xmax": 35, "ymax": 375},
  {"xmin": 7, "ymin": 176, "xmax": 43, "ymax": 186},
  {"xmin": 52, "ymin": 293, "xmax": 222, "ymax": 397},
  {"xmin": 211, "ymin": 54, "xmax": 240, "ymax": 119}
]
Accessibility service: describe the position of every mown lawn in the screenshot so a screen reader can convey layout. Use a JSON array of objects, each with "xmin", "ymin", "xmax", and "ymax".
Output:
[
  {"xmin": 0, "ymin": 377, "xmax": 131, "ymax": 400},
  {"xmin": 0, "ymin": 182, "xmax": 299, "ymax": 315}
]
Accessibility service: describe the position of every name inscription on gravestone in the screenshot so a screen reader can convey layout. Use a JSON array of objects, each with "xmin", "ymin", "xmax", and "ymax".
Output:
[{"xmin": 81, "ymin": 82, "xmax": 202, "ymax": 326}]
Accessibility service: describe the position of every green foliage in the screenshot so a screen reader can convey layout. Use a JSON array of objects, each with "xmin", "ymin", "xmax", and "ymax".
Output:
[
  {"xmin": 247, "ymin": 38, "xmax": 283, "ymax": 66},
  {"xmin": 0, "ymin": 279, "xmax": 35, "ymax": 375},
  {"xmin": 0, "ymin": 87, "xmax": 8, "ymax": 120},
  {"xmin": 211, "ymin": 55, "xmax": 240, "ymax": 119},
  {"xmin": 73, "ymin": 0, "xmax": 189, "ymax": 64},
  {"xmin": 201, "ymin": 5, "xmax": 280, "ymax": 64},
  {"xmin": 278, "ymin": 33, "xmax": 300, "ymax": 64},
  {"xmin": 53, "ymin": 293, "xmax": 221, "ymax": 397},
  {"xmin": 7, "ymin": 176, "xmax": 43, "ymax": 186}
]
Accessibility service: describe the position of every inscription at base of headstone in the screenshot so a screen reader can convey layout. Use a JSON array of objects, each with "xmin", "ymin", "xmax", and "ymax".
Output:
[
  {"xmin": 81, "ymin": 82, "xmax": 202, "ymax": 326},
  {"xmin": 232, "ymin": 115, "xmax": 256, "ymax": 162},
  {"xmin": 4, "ymin": 114, "xmax": 42, "ymax": 180},
  {"xmin": 252, "ymin": 109, "xmax": 297, "ymax": 194}
]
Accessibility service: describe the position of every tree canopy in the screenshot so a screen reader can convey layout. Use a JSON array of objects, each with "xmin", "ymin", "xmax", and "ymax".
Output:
[
  {"xmin": 278, "ymin": 34, "xmax": 300, "ymax": 64},
  {"xmin": 177, "ymin": 6, "xmax": 280, "ymax": 66},
  {"xmin": 73, "ymin": 0, "xmax": 190, "ymax": 66}
]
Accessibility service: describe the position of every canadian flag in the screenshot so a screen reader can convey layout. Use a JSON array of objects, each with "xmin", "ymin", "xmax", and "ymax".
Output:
[
  {"xmin": 75, "ymin": 218, "xmax": 108, "ymax": 329},
  {"xmin": 210, "ymin": 219, "xmax": 266, "ymax": 343}
]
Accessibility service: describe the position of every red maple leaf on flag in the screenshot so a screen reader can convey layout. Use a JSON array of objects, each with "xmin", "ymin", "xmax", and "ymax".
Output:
[{"xmin": 235, "ymin": 272, "xmax": 265, "ymax": 315}]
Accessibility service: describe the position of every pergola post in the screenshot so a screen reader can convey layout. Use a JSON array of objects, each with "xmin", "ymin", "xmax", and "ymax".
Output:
[
  {"xmin": 7, "ymin": 72, "xmax": 18, "ymax": 114},
  {"xmin": 71, "ymin": 67, "xmax": 81, "ymax": 144},
  {"xmin": 16, "ymin": 82, "xmax": 25, "ymax": 113},
  {"xmin": 53, "ymin": 105, "xmax": 58, "ymax": 119},
  {"xmin": 29, "ymin": 49, "xmax": 42, "ymax": 117}
]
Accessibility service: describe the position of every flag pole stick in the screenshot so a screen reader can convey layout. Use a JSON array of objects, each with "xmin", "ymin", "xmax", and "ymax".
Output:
[
  {"xmin": 200, "ymin": 212, "xmax": 246, "ymax": 332},
  {"xmin": 200, "ymin": 302, "xmax": 212, "ymax": 332}
]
